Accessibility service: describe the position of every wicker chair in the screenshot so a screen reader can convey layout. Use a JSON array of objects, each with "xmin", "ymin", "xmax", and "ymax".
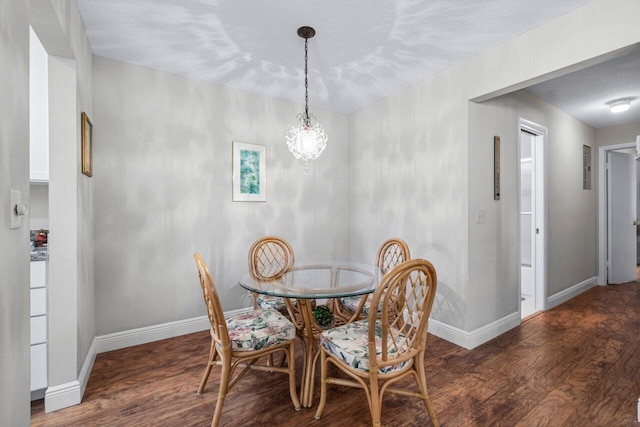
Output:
[
  {"xmin": 338, "ymin": 238, "xmax": 411, "ymax": 319},
  {"xmin": 248, "ymin": 236, "xmax": 295, "ymax": 314},
  {"xmin": 315, "ymin": 258, "xmax": 439, "ymax": 427},
  {"xmin": 193, "ymin": 253, "xmax": 300, "ymax": 427}
]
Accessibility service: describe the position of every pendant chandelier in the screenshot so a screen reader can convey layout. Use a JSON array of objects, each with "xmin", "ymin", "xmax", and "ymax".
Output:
[{"xmin": 285, "ymin": 26, "xmax": 327, "ymax": 174}]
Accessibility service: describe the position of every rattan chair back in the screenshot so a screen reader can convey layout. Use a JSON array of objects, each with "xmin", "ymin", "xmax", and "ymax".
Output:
[
  {"xmin": 369, "ymin": 258, "xmax": 437, "ymax": 368},
  {"xmin": 248, "ymin": 236, "xmax": 295, "ymax": 281},
  {"xmin": 194, "ymin": 253, "xmax": 229, "ymax": 350},
  {"xmin": 375, "ymin": 238, "xmax": 411, "ymax": 274}
]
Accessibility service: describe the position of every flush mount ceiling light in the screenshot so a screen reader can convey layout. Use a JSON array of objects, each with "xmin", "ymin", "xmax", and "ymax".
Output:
[
  {"xmin": 285, "ymin": 26, "xmax": 327, "ymax": 174},
  {"xmin": 608, "ymin": 99, "xmax": 631, "ymax": 113}
]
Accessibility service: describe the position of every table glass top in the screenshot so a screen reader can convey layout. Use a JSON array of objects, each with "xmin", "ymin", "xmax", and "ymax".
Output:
[{"xmin": 238, "ymin": 261, "xmax": 383, "ymax": 299}]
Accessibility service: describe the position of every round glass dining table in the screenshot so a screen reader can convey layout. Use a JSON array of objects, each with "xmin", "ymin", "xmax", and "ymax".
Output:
[{"xmin": 238, "ymin": 261, "xmax": 384, "ymax": 408}]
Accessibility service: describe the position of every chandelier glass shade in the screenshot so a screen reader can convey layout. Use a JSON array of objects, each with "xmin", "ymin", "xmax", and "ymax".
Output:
[
  {"xmin": 285, "ymin": 26, "xmax": 327, "ymax": 172},
  {"xmin": 285, "ymin": 112, "xmax": 327, "ymax": 161}
]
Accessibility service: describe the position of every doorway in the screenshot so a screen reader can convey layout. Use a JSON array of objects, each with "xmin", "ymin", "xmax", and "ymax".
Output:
[
  {"xmin": 29, "ymin": 18, "xmax": 82, "ymax": 411},
  {"xmin": 598, "ymin": 143, "xmax": 638, "ymax": 284},
  {"xmin": 519, "ymin": 119, "xmax": 547, "ymax": 319}
]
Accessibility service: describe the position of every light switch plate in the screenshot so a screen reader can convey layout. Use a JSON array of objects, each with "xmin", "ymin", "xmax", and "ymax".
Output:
[
  {"xmin": 10, "ymin": 189, "xmax": 21, "ymax": 229},
  {"xmin": 477, "ymin": 208, "xmax": 486, "ymax": 224}
]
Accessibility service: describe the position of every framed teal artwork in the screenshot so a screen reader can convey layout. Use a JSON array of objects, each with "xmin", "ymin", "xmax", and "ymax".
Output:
[{"xmin": 232, "ymin": 141, "xmax": 266, "ymax": 202}]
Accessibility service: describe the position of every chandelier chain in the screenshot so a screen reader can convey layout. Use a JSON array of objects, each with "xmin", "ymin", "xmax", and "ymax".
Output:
[
  {"xmin": 285, "ymin": 26, "xmax": 327, "ymax": 172},
  {"xmin": 304, "ymin": 37, "xmax": 309, "ymax": 123}
]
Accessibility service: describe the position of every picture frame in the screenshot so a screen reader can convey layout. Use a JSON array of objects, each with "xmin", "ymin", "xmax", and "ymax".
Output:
[
  {"xmin": 81, "ymin": 112, "xmax": 93, "ymax": 177},
  {"xmin": 232, "ymin": 141, "xmax": 266, "ymax": 202}
]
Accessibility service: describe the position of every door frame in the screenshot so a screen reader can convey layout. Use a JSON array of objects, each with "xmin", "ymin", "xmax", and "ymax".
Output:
[
  {"xmin": 598, "ymin": 141, "xmax": 636, "ymax": 284},
  {"xmin": 518, "ymin": 118, "xmax": 548, "ymax": 313}
]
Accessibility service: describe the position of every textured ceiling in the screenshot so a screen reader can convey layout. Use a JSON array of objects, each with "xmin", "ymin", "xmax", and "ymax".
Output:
[
  {"xmin": 76, "ymin": 0, "xmax": 596, "ymax": 114},
  {"xmin": 526, "ymin": 47, "xmax": 640, "ymax": 128},
  {"xmin": 76, "ymin": 1, "xmax": 640, "ymax": 128}
]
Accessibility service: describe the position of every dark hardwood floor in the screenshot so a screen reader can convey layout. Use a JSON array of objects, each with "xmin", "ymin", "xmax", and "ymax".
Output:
[{"xmin": 31, "ymin": 280, "xmax": 640, "ymax": 426}]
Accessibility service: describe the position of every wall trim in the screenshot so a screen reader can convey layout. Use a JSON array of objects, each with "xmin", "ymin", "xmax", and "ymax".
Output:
[
  {"xmin": 427, "ymin": 276, "xmax": 597, "ymax": 350},
  {"xmin": 78, "ymin": 317, "xmax": 212, "ymax": 405},
  {"xmin": 78, "ymin": 338, "xmax": 97, "ymax": 398},
  {"xmin": 428, "ymin": 312, "xmax": 521, "ymax": 350},
  {"xmin": 95, "ymin": 307, "xmax": 252, "ymax": 354},
  {"xmin": 546, "ymin": 276, "xmax": 597, "ymax": 310},
  {"xmin": 46, "ymin": 307, "xmax": 253, "ymax": 413},
  {"xmin": 44, "ymin": 380, "xmax": 81, "ymax": 413},
  {"xmin": 45, "ymin": 282, "xmax": 595, "ymax": 414}
]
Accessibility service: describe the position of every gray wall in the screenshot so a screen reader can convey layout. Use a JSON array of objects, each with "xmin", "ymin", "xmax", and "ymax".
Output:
[
  {"xmin": 92, "ymin": 56, "xmax": 349, "ymax": 335},
  {"xmin": 468, "ymin": 90, "xmax": 597, "ymax": 329},
  {"xmin": 348, "ymin": 66, "xmax": 470, "ymax": 330},
  {"xmin": 596, "ymin": 122, "xmax": 640, "ymax": 149},
  {"xmin": 0, "ymin": 0, "xmax": 30, "ymax": 425}
]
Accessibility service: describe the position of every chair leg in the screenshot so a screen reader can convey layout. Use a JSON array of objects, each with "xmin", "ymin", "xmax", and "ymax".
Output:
[
  {"xmin": 287, "ymin": 342, "xmax": 301, "ymax": 410},
  {"xmin": 314, "ymin": 350, "xmax": 328, "ymax": 419},
  {"xmin": 211, "ymin": 356, "xmax": 231, "ymax": 427},
  {"xmin": 197, "ymin": 340, "xmax": 217, "ymax": 395},
  {"xmin": 369, "ymin": 375, "xmax": 382, "ymax": 427},
  {"xmin": 415, "ymin": 357, "xmax": 439, "ymax": 427},
  {"xmin": 422, "ymin": 393, "xmax": 439, "ymax": 427}
]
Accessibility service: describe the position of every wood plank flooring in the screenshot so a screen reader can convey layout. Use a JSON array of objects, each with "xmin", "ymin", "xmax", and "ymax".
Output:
[{"xmin": 31, "ymin": 281, "xmax": 640, "ymax": 426}]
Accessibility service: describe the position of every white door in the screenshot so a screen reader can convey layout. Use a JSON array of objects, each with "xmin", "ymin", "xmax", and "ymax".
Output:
[
  {"xmin": 607, "ymin": 151, "xmax": 637, "ymax": 284},
  {"xmin": 520, "ymin": 131, "xmax": 535, "ymax": 301},
  {"xmin": 519, "ymin": 119, "xmax": 547, "ymax": 318}
]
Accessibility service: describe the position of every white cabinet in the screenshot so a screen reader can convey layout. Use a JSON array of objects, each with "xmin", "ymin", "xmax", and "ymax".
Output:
[
  {"xmin": 31, "ymin": 344, "xmax": 48, "ymax": 391},
  {"xmin": 31, "ymin": 316, "xmax": 47, "ymax": 344},
  {"xmin": 30, "ymin": 261, "xmax": 47, "ymax": 396},
  {"xmin": 30, "ymin": 288, "xmax": 47, "ymax": 317},
  {"xmin": 30, "ymin": 260, "xmax": 46, "ymax": 287}
]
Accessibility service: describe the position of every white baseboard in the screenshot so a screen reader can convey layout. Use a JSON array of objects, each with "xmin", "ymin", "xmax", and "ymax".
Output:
[
  {"xmin": 428, "ymin": 312, "xmax": 521, "ymax": 350},
  {"xmin": 45, "ymin": 280, "xmax": 600, "ymax": 413},
  {"xmin": 95, "ymin": 316, "xmax": 209, "ymax": 354},
  {"xmin": 95, "ymin": 307, "xmax": 252, "ymax": 354},
  {"xmin": 45, "ymin": 380, "xmax": 81, "ymax": 413},
  {"xmin": 78, "ymin": 338, "xmax": 97, "ymax": 398},
  {"xmin": 45, "ymin": 307, "xmax": 252, "ymax": 413},
  {"xmin": 427, "ymin": 276, "xmax": 598, "ymax": 350},
  {"xmin": 546, "ymin": 276, "xmax": 597, "ymax": 310},
  {"xmin": 43, "ymin": 340, "xmax": 97, "ymax": 411}
]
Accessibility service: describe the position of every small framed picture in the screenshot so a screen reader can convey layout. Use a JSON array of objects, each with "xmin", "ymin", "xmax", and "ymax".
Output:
[
  {"xmin": 81, "ymin": 112, "xmax": 93, "ymax": 177},
  {"xmin": 232, "ymin": 141, "xmax": 266, "ymax": 202}
]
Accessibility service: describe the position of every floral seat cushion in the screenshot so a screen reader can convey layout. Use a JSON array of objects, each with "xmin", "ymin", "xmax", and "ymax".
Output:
[
  {"xmin": 256, "ymin": 295, "xmax": 297, "ymax": 312},
  {"xmin": 320, "ymin": 320, "xmax": 410, "ymax": 374},
  {"xmin": 340, "ymin": 295, "xmax": 380, "ymax": 316},
  {"xmin": 226, "ymin": 309, "xmax": 295, "ymax": 352},
  {"xmin": 256, "ymin": 294, "xmax": 284, "ymax": 310}
]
